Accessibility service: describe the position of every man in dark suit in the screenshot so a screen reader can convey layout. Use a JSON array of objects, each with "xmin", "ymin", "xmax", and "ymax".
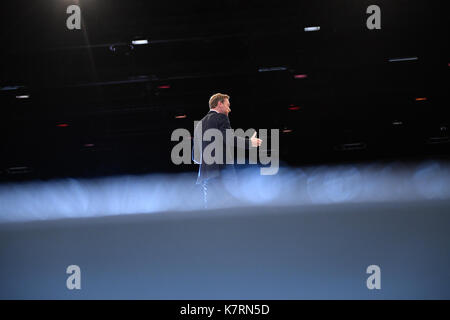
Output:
[{"xmin": 193, "ymin": 93, "xmax": 262, "ymax": 208}]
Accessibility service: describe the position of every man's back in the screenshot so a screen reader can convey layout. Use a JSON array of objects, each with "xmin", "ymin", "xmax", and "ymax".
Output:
[{"xmin": 193, "ymin": 110, "xmax": 231, "ymax": 184}]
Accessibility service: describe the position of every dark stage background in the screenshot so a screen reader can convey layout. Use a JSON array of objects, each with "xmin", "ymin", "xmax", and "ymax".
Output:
[
  {"xmin": 0, "ymin": 0, "xmax": 449, "ymax": 300},
  {"xmin": 0, "ymin": 0, "xmax": 448, "ymax": 180}
]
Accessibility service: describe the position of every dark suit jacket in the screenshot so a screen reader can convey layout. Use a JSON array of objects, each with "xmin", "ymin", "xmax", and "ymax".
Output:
[{"xmin": 193, "ymin": 110, "xmax": 250, "ymax": 184}]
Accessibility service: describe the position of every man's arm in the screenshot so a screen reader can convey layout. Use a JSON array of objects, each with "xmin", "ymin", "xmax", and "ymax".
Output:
[{"xmin": 217, "ymin": 114, "xmax": 250, "ymax": 149}]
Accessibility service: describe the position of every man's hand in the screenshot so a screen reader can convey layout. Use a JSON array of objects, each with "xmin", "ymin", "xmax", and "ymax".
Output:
[{"xmin": 250, "ymin": 132, "xmax": 263, "ymax": 147}]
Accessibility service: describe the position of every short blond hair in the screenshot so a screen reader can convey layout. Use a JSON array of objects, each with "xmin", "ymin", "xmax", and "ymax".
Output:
[{"xmin": 209, "ymin": 93, "xmax": 230, "ymax": 109}]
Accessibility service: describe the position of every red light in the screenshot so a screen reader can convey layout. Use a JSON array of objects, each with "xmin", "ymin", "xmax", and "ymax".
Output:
[
  {"xmin": 282, "ymin": 129, "xmax": 293, "ymax": 133},
  {"xmin": 415, "ymin": 97, "xmax": 427, "ymax": 101},
  {"xmin": 57, "ymin": 123, "xmax": 69, "ymax": 127},
  {"xmin": 158, "ymin": 85, "xmax": 170, "ymax": 89},
  {"xmin": 175, "ymin": 115, "xmax": 187, "ymax": 119},
  {"xmin": 294, "ymin": 74, "xmax": 308, "ymax": 79},
  {"xmin": 288, "ymin": 105, "xmax": 300, "ymax": 111},
  {"xmin": 84, "ymin": 143, "xmax": 95, "ymax": 147}
]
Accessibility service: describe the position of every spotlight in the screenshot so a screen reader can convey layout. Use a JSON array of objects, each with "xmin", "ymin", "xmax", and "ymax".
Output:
[
  {"xmin": 388, "ymin": 57, "xmax": 418, "ymax": 62},
  {"xmin": 304, "ymin": 26, "xmax": 320, "ymax": 32},
  {"xmin": 294, "ymin": 74, "xmax": 308, "ymax": 79},
  {"xmin": 258, "ymin": 67, "xmax": 287, "ymax": 72},
  {"xmin": 109, "ymin": 43, "xmax": 134, "ymax": 54},
  {"xmin": 16, "ymin": 95, "xmax": 30, "ymax": 99},
  {"xmin": 1, "ymin": 85, "xmax": 23, "ymax": 91},
  {"xmin": 6, "ymin": 166, "xmax": 32, "ymax": 175},
  {"xmin": 132, "ymin": 39, "xmax": 148, "ymax": 45},
  {"xmin": 427, "ymin": 137, "xmax": 450, "ymax": 144}
]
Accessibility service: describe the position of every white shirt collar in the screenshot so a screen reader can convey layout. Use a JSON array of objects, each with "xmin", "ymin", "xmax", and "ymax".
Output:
[{"xmin": 210, "ymin": 109, "xmax": 219, "ymax": 113}]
